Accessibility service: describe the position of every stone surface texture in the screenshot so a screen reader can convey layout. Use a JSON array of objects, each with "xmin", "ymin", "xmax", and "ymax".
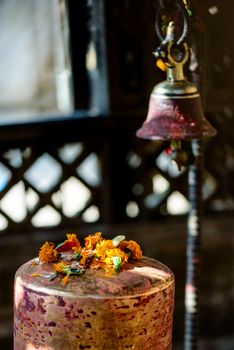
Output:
[{"xmin": 14, "ymin": 256, "xmax": 174, "ymax": 350}]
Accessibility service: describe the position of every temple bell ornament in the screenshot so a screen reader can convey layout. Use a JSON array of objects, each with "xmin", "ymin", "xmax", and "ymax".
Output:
[{"xmin": 137, "ymin": 21, "xmax": 217, "ymax": 141}]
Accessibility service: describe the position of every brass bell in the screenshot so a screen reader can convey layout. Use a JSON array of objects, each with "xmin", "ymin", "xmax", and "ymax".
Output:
[{"xmin": 137, "ymin": 22, "xmax": 217, "ymax": 141}]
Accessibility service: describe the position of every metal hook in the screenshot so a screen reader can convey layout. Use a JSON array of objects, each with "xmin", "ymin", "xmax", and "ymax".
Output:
[{"xmin": 155, "ymin": 0, "xmax": 189, "ymax": 45}]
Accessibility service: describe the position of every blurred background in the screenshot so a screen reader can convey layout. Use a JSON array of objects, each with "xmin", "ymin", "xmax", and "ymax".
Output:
[{"xmin": 0, "ymin": 0, "xmax": 233, "ymax": 349}]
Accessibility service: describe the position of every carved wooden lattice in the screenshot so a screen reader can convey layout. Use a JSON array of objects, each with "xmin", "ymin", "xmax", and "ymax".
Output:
[
  {"xmin": 0, "ymin": 123, "xmax": 227, "ymax": 236},
  {"xmin": 125, "ymin": 138, "xmax": 221, "ymax": 220},
  {"xmin": 0, "ymin": 140, "xmax": 103, "ymax": 234}
]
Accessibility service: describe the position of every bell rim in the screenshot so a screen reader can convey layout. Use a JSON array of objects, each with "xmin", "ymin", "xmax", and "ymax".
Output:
[{"xmin": 136, "ymin": 120, "xmax": 217, "ymax": 141}]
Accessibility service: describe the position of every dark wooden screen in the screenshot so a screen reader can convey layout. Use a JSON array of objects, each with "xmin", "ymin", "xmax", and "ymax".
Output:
[{"xmin": 0, "ymin": 114, "xmax": 230, "ymax": 238}]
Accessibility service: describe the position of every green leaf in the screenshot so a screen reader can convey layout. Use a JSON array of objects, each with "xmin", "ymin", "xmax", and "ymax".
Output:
[{"xmin": 113, "ymin": 256, "xmax": 122, "ymax": 272}]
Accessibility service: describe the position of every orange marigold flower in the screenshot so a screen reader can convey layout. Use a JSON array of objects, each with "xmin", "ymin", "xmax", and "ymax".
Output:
[
  {"xmin": 119, "ymin": 240, "xmax": 142, "ymax": 260},
  {"xmin": 119, "ymin": 240, "xmax": 127, "ymax": 250},
  {"xmin": 67, "ymin": 233, "xmax": 80, "ymax": 245},
  {"xmin": 53, "ymin": 261, "xmax": 69, "ymax": 273},
  {"xmin": 39, "ymin": 242, "xmax": 59, "ymax": 263},
  {"xmin": 103, "ymin": 248, "xmax": 128, "ymax": 267},
  {"xmin": 56, "ymin": 233, "xmax": 80, "ymax": 252},
  {"xmin": 95, "ymin": 239, "xmax": 114, "ymax": 258},
  {"xmin": 84, "ymin": 232, "xmax": 103, "ymax": 250}
]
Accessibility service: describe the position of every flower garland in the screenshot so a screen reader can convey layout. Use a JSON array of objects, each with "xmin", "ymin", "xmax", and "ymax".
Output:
[{"xmin": 36, "ymin": 232, "xmax": 142, "ymax": 285}]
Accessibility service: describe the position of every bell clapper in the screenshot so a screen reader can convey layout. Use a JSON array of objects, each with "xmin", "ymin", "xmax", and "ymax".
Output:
[{"xmin": 165, "ymin": 140, "xmax": 195, "ymax": 171}]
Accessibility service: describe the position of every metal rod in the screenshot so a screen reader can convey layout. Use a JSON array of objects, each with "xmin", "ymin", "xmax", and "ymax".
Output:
[{"xmin": 184, "ymin": 139, "xmax": 203, "ymax": 350}]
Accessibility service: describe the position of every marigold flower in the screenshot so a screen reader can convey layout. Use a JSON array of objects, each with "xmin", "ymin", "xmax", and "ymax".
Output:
[
  {"xmin": 103, "ymin": 248, "xmax": 128, "ymax": 268},
  {"xmin": 95, "ymin": 239, "xmax": 114, "ymax": 258},
  {"xmin": 67, "ymin": 233, "xmax": 80, "ymax": 245},
  {"xmin": 56, "ymin": 233, "xmax": 80, "ymax": 252},
  {"xmin": 38, "ymin": 231, "xmax": 142, "ymax": 283},
  {"xmin": 119, "ymin": 240, "xmax": 142, "ymax": 260},
  {"xmin": 39, "ymin": 242, "xmax": 59, "ymax": 263},
  {"xmin": 84, "ymin": 232, "xmax": 103, "ymax": 250}
]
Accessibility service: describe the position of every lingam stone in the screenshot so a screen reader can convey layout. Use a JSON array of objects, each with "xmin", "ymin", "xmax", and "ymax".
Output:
[{"xmin": 14, "ymin": 257, "xmax": 174, "ymax": 350}]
